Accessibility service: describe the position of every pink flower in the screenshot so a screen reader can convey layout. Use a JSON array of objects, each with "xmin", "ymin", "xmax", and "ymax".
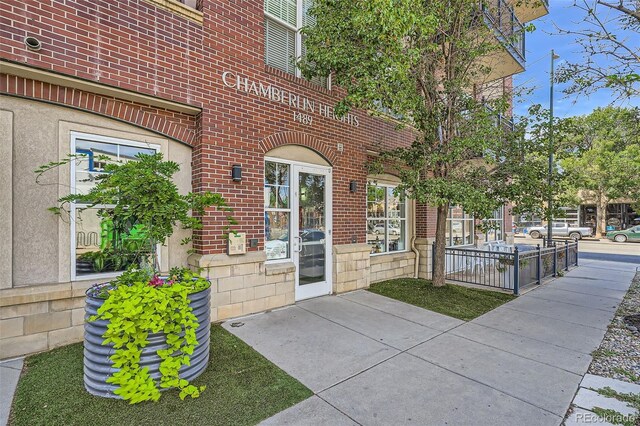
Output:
[{"xmin": 148, "ymin": 276, "xmax": 164, "ymax": 287}]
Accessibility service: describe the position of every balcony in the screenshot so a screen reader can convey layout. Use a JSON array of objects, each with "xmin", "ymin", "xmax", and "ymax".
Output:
[
  {"xmin": 480, "ymin": 0, "xmax": 527, "ymax": 82},
  {"xmin": 509, "ymin": 0, "xmax": 549, "ymax": 23},
  {"xmin": 485, "ymin": 105, "xmax": 516, "ymax": 133},
  {"xmin": 471, "ymin": 105, "xmax": 518, "ymax": 164}
]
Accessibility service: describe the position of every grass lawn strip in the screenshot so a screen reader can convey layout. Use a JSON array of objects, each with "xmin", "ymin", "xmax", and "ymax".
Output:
[
  {"xmin": 10, "ymin": 325, "xmax": 312, "ymax": 426},
  {"xmin": 368, "ymin": 278, "xmax": 515, "ymax": 321}
]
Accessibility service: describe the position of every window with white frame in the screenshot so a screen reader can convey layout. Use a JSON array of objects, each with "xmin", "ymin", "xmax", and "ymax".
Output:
[
  {"xmin": 446, "ymin": 206, "xmax": 474, "ymax": 247},
  {"xmin": 264, "ymin": 161, "xmax": 291, "ymax": 261},
  {"xmin": 484, "ymin": 207, "xmax": 504, "ymax": 242},
  {"xmin": 264, "ymin": 0, "xmax": 327, "ymax": 87},
  {"xmin": 71, "ymin": 134, "xmax": 158, "ymax": 279},
  {"xmin": 367, "ymin": 182, "xmax": 407, "ymax": 254}
]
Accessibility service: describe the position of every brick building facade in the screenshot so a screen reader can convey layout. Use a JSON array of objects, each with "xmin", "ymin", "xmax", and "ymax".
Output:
[{"xmin": 0, "ymin": 0, "xmax": 547, "ymax": 358}]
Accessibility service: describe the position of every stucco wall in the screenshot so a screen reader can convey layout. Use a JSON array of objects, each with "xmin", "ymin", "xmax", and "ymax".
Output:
[
  {"xmin": 0, "ymin": 110, "xmax": 13, "ymax": 289},
  {"xmin": 0, "ymin": 97, "xmax": 195, "ymax": 358},
  {"xmin": 1, "ymin": 96, "xmax": 193, "ymax": 288}
]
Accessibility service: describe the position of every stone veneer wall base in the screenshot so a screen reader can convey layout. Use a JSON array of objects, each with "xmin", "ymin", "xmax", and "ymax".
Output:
[
  {"xmin": 188, "ymin": 251, "xmax": 295, "ymax": 323},
  {"xmin": 415, "ymin": 238, "xmax": 435, "ymax": 280},
  {"xmin": 1, "ymin": 243, "xmax": 433, "ymax": 359},
  {"xmin": 0, "ymin": 281, "xmax": 91, "ymax": 359},
  {"xmin": 333, "ymin": 243, "xmax": 371, "ymax": 293}
]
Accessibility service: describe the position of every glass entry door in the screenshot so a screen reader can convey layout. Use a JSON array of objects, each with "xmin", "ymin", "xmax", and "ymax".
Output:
[{"xmin": 292, "ymin": 165, "xmax": 332, "ymax": 301}]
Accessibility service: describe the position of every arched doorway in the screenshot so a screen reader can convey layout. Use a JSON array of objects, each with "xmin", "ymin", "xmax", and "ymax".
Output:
[{"xmin": 264, "ymin": 145, "xmax": 333, "ymax": 300}]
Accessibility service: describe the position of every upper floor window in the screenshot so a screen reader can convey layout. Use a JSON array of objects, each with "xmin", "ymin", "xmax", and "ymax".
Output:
[
  {"xmin": 367, "ymin": 183, "xmax": 407, "ymax": 254},
  {"xmin": 446, "ymin": 206, "xmax": 474, "ymax": 247},
  {"xmin": 264, "ymin": 0, "xmax": 327, "ymax": 87},
  {"xmin": 71, "ymin": 133, "xmax": 159, "ymax": 280}
]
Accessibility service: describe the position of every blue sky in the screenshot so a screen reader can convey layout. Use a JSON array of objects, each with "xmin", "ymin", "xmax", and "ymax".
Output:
[{"xmin": 513, "ymin": 0, "xmax": 640, "ymax": 119}]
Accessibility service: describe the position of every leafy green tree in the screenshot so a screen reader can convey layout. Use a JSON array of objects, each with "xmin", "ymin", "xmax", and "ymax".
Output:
[
  {"xmin": 556, "ymin": 0, "xmax": 639, "ymax": 100},
  {"xmin": 559, "ymin": 107, "xmax": 640, "ymax": 237},
  {"xmin": 300, "ymin": 0, "xmax": 544, "ymax": 286},
  {"xmin": 505, "ymin": 105, "xmax": 581, "ymax": 231}
]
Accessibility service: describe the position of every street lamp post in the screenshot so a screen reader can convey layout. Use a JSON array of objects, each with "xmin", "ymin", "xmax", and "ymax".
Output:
[{"xmin": 547, "ymin": 49, "xmax": 560, "ymax": 247}]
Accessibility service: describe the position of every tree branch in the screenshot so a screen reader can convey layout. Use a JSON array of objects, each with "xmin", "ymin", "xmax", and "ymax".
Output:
[{"xmin": 597, "ymin": 0, "xmax": 640, "ymax": 21}]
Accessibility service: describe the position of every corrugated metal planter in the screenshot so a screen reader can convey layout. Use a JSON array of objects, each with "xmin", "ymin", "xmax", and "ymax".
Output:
[{"xmin": 83, "ymin": 284, "xmax": 211, "ymax": 398}]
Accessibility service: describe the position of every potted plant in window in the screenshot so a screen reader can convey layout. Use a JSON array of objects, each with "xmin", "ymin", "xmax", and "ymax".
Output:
[{"xmin": 36, "ymin": 152, "xmax": 234, "ymax": 403}]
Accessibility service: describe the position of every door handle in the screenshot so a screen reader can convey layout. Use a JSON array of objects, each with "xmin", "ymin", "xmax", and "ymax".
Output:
[{"xmin": 294, "ymin": 236, "xmax": 302, "ymax": 253}]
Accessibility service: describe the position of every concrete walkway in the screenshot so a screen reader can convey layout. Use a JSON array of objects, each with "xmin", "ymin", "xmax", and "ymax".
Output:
[
  {"xmin": 565, "ymin": 374, "xmax": 640, "ymax": 425},
  {"xmin": 0, "ymin": 358, "xmax": 23, "ymax": 426},
  {"xmin": 224, "ymin": 259, "xmax": 637, "ymax": 426}
]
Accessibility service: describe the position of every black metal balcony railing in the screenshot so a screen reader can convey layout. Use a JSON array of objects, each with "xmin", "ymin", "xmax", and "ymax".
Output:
[
  {"xmin": 484, "ymin": 105, "xmax": 515, "ymax": 133},
  {"xmin": 481, "ymin": 0, "xmax": 526, "ymax": 66}
]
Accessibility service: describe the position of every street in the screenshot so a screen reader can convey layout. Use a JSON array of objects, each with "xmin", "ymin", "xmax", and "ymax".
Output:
[{"xmin": 515, "ymin": 235, "xmax": 640, "ymax": 265}]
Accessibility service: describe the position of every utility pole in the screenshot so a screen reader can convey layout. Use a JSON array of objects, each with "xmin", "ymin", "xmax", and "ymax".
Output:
[{"xmin": 547, "ymin": 49, "xmax": 560, "ymax": 247}]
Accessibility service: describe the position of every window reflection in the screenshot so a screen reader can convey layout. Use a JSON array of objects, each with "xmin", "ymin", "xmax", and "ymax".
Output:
[
  {"xmin": 446, "ymin": 206, "xmax": 474, "ymax": 247},
  {"xmin": 73, "ymin": 139, "xmax": 157, "ymax": 277},
  {"xmin": 484, "ymin": 207, "xmax": 504, "ymax": 242},
  {"xmin": 265, "ymin": 161, "xmax": 291, "ymax": 260},
  {"xmin": 366, "ymin": 182, "xmax": 407, "ymax": 254}
]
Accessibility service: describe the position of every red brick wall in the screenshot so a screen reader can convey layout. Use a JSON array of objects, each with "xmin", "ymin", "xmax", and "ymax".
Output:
[
  {"xmin": 1, "ymin": 0, "xmax": 205, "ymax": 106},
  {"xmin": 0, "ymin": 0, "xmax": 468, "ymax": 255},
  {"xmin": 0, "ymin": 75, "xmax": 198, "ymax": 144},
  {"xmin": 180, "ymin": 0, "xmax": 416, "ymax": 253}
]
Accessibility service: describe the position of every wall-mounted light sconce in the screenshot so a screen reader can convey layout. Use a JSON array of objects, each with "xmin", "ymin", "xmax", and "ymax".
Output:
[
  {"xmin": 349, "ymin": 180, "xmax": 358, "ymax": 193},
  {"xmin": 231, "ymin": 164, "xmax": 242, "ymax": 182}
]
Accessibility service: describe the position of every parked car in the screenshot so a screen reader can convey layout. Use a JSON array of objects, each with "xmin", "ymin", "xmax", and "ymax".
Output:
[
  {"xmin": 371, "ymin": 224, "xmax": 400, "ymax": 235},
  {"xmin": 606, "ymin": 225, "xmax": 640, "ymax": 243},
  {"xmin": 527, "ymin": 223, "xmax": 593, "ymax": 240}
]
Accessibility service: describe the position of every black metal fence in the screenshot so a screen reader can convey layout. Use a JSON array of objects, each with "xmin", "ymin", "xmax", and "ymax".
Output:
[{"xmin": 435, "ymin": 240, "xmax": 579, "ymax": 295}]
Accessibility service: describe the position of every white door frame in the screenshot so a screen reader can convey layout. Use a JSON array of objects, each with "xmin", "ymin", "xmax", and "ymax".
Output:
[{"xmin": 265, "ymin": 157, "xmax": 333, "ymax": 301}]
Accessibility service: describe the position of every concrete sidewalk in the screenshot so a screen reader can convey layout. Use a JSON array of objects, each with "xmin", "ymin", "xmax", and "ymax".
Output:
[
  {"xmin": 0, "ymin": 358, "xmax": 23, "ymax": 426},
  {"xmin": 224, "ymin": 259, "xmax": 637, "ymax": 426}
]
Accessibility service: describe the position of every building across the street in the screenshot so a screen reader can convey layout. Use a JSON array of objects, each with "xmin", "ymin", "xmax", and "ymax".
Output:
[
  {"xmin": 515, "ymin": 202, "xmax": 638, "ymax": 236},
  {"xmin": 0, "ymin": 0, "xmax": 547, "ymax": 359}
]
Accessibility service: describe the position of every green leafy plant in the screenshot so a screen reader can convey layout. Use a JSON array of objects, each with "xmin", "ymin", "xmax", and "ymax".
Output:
[
  {"xmin": 495, "ymin": 256, "xmax": 514, "ymax": 273},
  {"xmin": 495, "ymin": 255, "xmax": 530, "ymax": 273},
  {"xmin": 542, "ymin": 254, "xmax": 553, "ymax": 273},
  {"xmin": 89, "ymin": 268, "xmax": 209, "ymax": 403},
  {"xmin": 38, "ymin": 152, "xmax": 234, "ymax": 403},
  {"xmin": 36, "ymin": 152, "xmax": 236, "ymax": 269}
]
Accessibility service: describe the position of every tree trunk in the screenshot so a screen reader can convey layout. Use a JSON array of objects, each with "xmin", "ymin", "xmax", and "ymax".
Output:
[
  {"xmin": 432, "ymin": 203, "xmax": 449, "ymax": 287},
  {"xmin": 595, "ymin": 193, "xmax": 608, "ymax": 239}
]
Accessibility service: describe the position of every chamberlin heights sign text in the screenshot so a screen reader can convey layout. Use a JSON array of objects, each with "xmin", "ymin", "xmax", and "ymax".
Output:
[{"xmin": 221, "ymin": 71, "xmax": 360, "ymax": 127}]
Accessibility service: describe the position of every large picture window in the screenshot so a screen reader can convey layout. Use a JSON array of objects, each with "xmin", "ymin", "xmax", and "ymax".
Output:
[
  {"xmin": 71, "ymin": 133, "xmax": 158, "ymax": 279},
  {"xmin": 484, "ymin": 207, "xmax": 504, "ymax": 242},
  {"xmin": 265, "ymin": 161, "xmax": 291, "ymax": 261},
  {"xmin": 446, "ymin": 206, "xmax": 474, "ymax": 247},
  {"xmin": 366, "ymin": 183, "xmax": 407, "ymax": 254},
  {"xmin": 264, "ymin": 0, "xmax": 327, "ymax": 86}
]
